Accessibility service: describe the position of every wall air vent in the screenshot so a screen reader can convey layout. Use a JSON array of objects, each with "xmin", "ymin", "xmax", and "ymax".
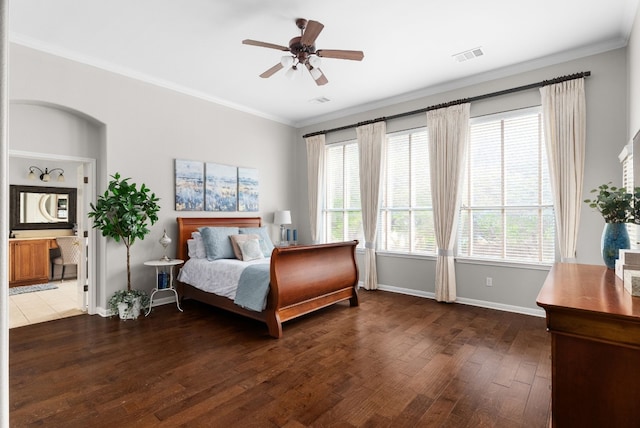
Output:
[
  {"xmin": 453, "ymin": 47, "xmax": 484, "ymax": 63},
  {"xmin": 309, "ymin": 96, "xmax": 331, "ymax": 104}
]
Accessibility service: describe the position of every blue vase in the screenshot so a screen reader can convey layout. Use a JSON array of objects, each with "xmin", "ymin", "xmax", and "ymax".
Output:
[{"xmin": 601, "ymin": 223, "xmax": 630, "ymax": 269}]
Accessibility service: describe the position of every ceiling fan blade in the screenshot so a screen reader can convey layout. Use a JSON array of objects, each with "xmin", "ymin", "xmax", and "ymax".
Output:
[
  {"xmin": 242, "ymin": 39, "xmax": 290, "ymax": 51},
  {"xmin": 259, "ymin": 63, "xmax": 284, "ymax": 78},
  {"xmin": 317, "ymin": 49, "xmax": 364, "ymax": 61},
  {"xmin": 314, "ymin": 71, "xmax": 328, "ymax": 86},
  {"xmin": 300, "ymin": 20, "xmax": 324, "ymax": 46}
]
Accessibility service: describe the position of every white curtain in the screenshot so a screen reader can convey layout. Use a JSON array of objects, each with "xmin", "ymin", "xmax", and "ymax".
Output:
[
  {"xmin": 427, "ymin": 104, "xmax": 470, "ymax": 302},
  {"xmin": 305, "ymin": 134, "xmax": 326, "ymax": 244},
  {"xmin": 540, "ymin": 78, "xmax": 586, "ymax": 263},
  {"xmin": 357, "ymin": 122, "xmax": 386, "ymax": 290}
]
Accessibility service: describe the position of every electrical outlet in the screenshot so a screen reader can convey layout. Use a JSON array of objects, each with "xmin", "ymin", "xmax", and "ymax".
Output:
[{"xmin": 486, "ymin": 277, "xmax": 493, "ymax": 287}]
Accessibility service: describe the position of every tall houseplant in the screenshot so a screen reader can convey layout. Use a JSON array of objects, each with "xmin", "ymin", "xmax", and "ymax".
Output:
[
  {"xmin": 584, "ymin": 183, "xmax": 637, "ymax": 268},
  {"xmin": 89, "ymin": 173, "xmax": 160, "ymax": 318}
]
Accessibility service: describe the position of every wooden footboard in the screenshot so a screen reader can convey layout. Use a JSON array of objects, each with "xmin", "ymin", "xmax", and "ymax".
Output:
[
  {"xmin": 267, "ymin": 241, "xmax": 359, "ymax": 337},
  {"xmin": 176, "ymin": 217, "xmax": 359, "ymax": 338}
]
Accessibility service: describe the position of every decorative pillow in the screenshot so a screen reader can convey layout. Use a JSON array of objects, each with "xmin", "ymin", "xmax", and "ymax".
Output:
[
  {"xmin": 191, "ymin": 232, "xmax": 206, "ymax": 259},
  {"xmin": 199, "ymin": 227, "xmax": 239, "ymax": 260},
  {"xmin": 239, "ymin": 239, "xmax": 265, "ymax": 262},
  {"xmin": 239, "ymin": 227, "xmax": 274, "ymax": 257},
  {"xmin": 229, "ymin": 234, "xmax": 260, "ymax": 260}
]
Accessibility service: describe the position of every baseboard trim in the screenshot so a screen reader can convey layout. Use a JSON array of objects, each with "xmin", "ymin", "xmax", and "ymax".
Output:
[
  {"xmin": 373, "ymin": 282, "xmax": 545, "ymax": 318},
  {"xmin": 98, "ymin": 284, "xmax": 545, "ymax": 319}
]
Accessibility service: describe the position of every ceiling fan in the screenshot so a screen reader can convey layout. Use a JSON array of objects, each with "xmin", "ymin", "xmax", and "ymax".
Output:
[{"xmin": 242, "ymin": 18, "xmax": 364, "ymax": 86}]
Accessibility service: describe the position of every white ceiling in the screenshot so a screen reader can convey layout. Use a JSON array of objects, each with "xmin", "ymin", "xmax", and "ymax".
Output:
[{"xmin": 8, "ymin": 0, "xmax": 640, "ymax": 127}]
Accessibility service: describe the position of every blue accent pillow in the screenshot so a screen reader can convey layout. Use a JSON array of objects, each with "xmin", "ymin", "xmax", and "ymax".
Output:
[
  {"xmin": 239, "ymin": 227, "xmax": 274, "ymax": 257},
  {"xmin": 199, "ymin": 226, "xmax": 239, "ymax": 260}
]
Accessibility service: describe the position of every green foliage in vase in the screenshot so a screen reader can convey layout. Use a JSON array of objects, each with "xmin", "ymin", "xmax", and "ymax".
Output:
[{"xmin": 584, "ymin": 183, "xmax": 640, "ymax": 224}]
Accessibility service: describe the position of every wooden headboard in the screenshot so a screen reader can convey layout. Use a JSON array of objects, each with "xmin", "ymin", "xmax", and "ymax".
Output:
[{"xmin": 176, "ymin": 217, "xmax": 262, "ymax": 262}]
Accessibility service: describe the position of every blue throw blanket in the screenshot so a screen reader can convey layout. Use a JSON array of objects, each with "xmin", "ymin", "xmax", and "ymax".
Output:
[{"xmin": 234, "ymin": 263, "xmax": 271, "ymax": 312}]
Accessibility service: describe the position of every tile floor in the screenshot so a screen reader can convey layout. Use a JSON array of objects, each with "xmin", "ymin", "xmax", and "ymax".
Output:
[{"xmin": 9, "ymin": 279, "xmax": 85, "ymax": 329}]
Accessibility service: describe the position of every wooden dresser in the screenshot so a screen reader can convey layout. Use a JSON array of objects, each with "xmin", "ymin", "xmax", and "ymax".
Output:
[
  {"xmin": 9, "ymin": 238, "xmax": 57, "ymax": 287},
  {"xmin": 537, "ymin": 263, "xmax": 640, "ymax": 427}
]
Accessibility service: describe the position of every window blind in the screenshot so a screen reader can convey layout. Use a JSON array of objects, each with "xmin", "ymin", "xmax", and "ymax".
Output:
[{"xmin": 459, "ymin": 108, "xmax": 555, "ymax": 263}]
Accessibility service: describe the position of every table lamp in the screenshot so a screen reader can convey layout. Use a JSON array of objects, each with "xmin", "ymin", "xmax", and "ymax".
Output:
[{"xmin": 274, "ymin": 210, "xmax": 292, "ymax": 245}]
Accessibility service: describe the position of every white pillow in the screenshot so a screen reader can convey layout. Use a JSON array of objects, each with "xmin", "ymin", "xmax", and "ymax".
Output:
[
  {"xmin": 190, "ymin": 232, "xmax": 206, "ymax": 259},
  {"xmin": 187, "ymin": 239, "xmax": 196, "ymax": 258},
  {"xmin": 239, "ymin": 239, "xmax": 265, "ymax": 262},
  {"xmin": 229, "ymin": 234, "xmax": 260, "ymax": 260},
  {"xmin": 239, "ymin": 227, "xmax": 274, "ymax": 257}
]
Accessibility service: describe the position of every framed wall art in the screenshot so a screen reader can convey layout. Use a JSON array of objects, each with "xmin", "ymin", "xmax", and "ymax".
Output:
[
  {"xmin": 205, "ymin": 162, "xmax": 237, "ymax": 211},
  {"xmin": 175, "ymin": 159, "xmax": 204, "ymax": 211},
  {"xmin": 238, "ymin": 167, "xmax": 259, "ymax": 212}
]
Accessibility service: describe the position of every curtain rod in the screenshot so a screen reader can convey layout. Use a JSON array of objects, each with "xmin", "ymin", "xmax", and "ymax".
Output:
[{"xmin": 302, "ymin": 71, "xmax": 591, "ymax": 138}]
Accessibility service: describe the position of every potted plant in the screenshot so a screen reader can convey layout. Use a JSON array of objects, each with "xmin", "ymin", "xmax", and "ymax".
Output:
[
  {"xmin": 584, "ymin": 183, "xmax": 636, "ymax": 268},
  {"xmin": 89, "ymin": 173, "xmax": 160, "ymax": 319}
]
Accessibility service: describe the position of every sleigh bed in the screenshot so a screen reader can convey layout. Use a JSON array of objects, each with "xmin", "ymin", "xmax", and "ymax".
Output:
[{"xmin": 175, "ymin": 217, "xmax": 359, "ymax": 338}]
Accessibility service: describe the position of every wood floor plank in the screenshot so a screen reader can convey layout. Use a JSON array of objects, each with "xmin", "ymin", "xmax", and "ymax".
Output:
[
  {"xmin": 10, "ymin": 290, "xmax": 551, "ymax": 426},
  {"xmin": 522, "ymin": 375, "xmax": 552, "ymax": 428}
]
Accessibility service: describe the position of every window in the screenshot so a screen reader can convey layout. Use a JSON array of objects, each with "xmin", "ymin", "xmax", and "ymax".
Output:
[
  {"xmin": 321, "ymin": 107, "xmax": 555, "ymax": 263},
  {"xmin": 379, "ymin": 129, "xmax": 436, "ymax": 254},
  {"xmin": 323, "ymin": 141, "xmax": 362, "ymax": 243},
  {"xmin": 458, "ymin": 107, "xmax": 555, "ymax": 263},
  {"xmin": 620, "ymin": 144, "xmax": 637, "ymax": 249}
]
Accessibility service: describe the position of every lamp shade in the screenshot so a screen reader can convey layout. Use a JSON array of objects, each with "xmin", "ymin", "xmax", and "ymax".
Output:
[
  {"xmin": 285, "ymin": 65, "xmax": 298, "ymax": 80},
  {"xmin": 308, "ymin": 55, "xmax": 321, "ymax": 68},
  {"xmin": 280, "ymin": 55, "xmax": 294, "ymax": 67},
  {"xmin": 274, "ymin": 210, "xmax": 292, "ymax": 225}
]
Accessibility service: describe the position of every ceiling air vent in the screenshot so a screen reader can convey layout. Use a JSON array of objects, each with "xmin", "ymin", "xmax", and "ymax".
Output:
[
  {"xmin": 309, "ymin": 96, "xmax": 331, "ymax": 104},
  {"xmin": 453, "ymin": 47, "xmax": 484, "ymax": 63}
]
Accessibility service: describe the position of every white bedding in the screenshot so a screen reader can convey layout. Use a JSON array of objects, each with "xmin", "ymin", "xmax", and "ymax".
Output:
[{"xmin": 177, "ymin": 257, "xmax": 270, "ymax": 300}]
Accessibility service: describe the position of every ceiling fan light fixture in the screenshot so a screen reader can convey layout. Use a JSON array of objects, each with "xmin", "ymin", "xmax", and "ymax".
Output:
[
  {"xmin": 280, "ymin": 56, "xmax": 294, "ymax": 67},
  {"xmin": 243, "ymin": 18, "xmax": 364, "ymax": 85},
  {"xmin": 285, "ymin": 65, "xmax": 298, "ymax": 79},
  {"xmin": 308, "ymin": 55, "xmax": 321, "ymax": 68}
]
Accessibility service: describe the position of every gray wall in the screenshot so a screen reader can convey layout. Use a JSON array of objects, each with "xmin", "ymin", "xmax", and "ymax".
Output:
[
  {"xmin": 8, "ymin": 40, "xmax": 632, "ymax": 316},
  {"xmin": 295, "ymin": 48, "xmax": 629, "ymax": 315},
  {"xmin": 9, "ymin": 43, "xmax": 298, "ymax": 314}
]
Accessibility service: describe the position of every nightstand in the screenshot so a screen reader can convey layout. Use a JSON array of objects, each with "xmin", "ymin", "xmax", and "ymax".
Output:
[{"xmin": 144, "ymin": 259, "xmax": 184, "ymax": 316}]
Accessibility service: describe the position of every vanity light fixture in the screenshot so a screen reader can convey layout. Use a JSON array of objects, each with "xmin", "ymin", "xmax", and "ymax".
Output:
[{"xmin": 28, "ymin": 166, "xmax": 65, "ymax": 182}]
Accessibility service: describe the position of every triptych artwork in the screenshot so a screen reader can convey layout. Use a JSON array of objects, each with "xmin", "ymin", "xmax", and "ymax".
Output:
[{"xmin": 175, "ymin": 159, "xmax": 259, "ymax": 212}]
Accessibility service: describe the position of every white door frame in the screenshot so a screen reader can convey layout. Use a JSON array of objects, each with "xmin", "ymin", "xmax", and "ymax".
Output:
[{"xmin": 9, "ymin": 150, "xmax": 97, "ymax": 314}]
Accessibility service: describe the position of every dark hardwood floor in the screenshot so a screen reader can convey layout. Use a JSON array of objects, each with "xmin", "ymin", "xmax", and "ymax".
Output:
[{"xmin": 10, "ymin": 290, "xmax": 551, "ymax": 427}]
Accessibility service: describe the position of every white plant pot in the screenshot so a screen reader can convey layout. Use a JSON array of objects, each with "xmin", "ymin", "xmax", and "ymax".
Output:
[{"xmin": 117, "ymin": 297, "xmax": 141, "ymax": 320}]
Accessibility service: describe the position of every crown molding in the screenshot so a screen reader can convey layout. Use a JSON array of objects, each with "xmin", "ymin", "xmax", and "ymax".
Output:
[
  {"xmin": 10, "ymin": 31, "xmax": 629, "ymax": 131},
  {"xmin": 9, "ymin": 32, "xmax": 295, "ymax": 127},
  {"xmin": 294, "ymin": 37, "xmax": 628, "ymax": 128}
]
